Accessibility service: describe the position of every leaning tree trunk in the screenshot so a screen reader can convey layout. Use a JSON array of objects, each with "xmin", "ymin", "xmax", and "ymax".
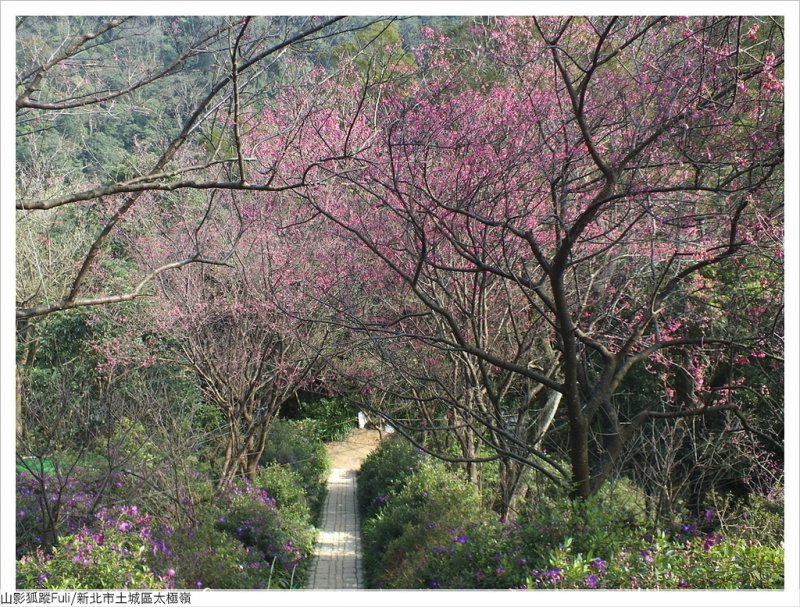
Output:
[
  {"xmin": 16, "ymin": 365, "xmax": 27, "ymax": 449},
  {"xmin": 219, "ymin": 414, "xmax": 242, "ymax": 487},
  {"xmin": 551, "ymin": 275, "xmax": 592, "ymax": 500},
  {"xmin": 16, "ymin": 320, "xmax": 37, "ymax": 450},
  {"xmin": 497, "ymin": 457, "xmax": 525, "ymax": 519},
  {"xmin": 452, "ymin": 402, "xmax": 479, "ymax": 485}
]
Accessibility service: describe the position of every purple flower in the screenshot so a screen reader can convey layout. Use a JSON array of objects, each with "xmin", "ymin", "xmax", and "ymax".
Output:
[
  {"xmin": 37, "ymin": 573, "xmax": 48, "ymax": 584},
  {"xmin": 591, "ymin": 557, "xmax": 607, "ymax": 574},
  {"xmin": 677, "ymin": 579, "xmax": 690, "ymax": 588},
  {"xmin": 117, "ymin": 521, "xmax": 132, "ymax": 532},
  {"xmin": 584, "ymin": 574, "xmax": 599, "ymax": 588},
  {"xmin": 195, "ymin": 580, "xmax": 203, "ymax": 589},
  {"xmin": 546, "ymin": 567, "xmax": 562, "ymax": 584},
  {"xmin": 681, "ymin": 523, "xmax": 697, "ymax": 534},
  {"xmin": 429, "ymin": 579, "xmax": 440, "ymax": 588},
  {"xmin": 151, "ymin": 539, "xmax": 171, "ymax": 555},
  {"xmin": 703, "ymin": 532, "xmax": 723, "ymax": 551},
  {"xmin": 166, "ymin": 569, "xmax": 175, "ymax": 578},
  {"xmin": 454, "ymin": 533, "xmax": 468, "ymax": 544},
  {"xmin": 17, "ymin": 510, "xmax": 26, "ymax": 518},
  {"xmin": 641, "ymin": 548, "xmax": 654, "ymax": 564},
  {"xmin": 495, "ymin": 567, "xmax": 506, "ymax": 575},
  {"xmin": 703, "ymin": 509, "xmax": 715, "ymax": 522}
]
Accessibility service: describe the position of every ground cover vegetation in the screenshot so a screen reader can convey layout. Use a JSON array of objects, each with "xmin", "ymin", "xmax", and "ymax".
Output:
[
  {"xmin": 358, "ymin": 438, "xmax": 783, "ymax": 589},
  {"xmin": 16, "ymin": 15, "xmax": 784, "ymax": 589}
]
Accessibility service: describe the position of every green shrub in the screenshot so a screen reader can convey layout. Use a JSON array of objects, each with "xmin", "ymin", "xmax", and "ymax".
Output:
[
  {"xmin": 516, "ymin": 478, "xmax": 784, "ymax": 587},
  {"xmin": 17, "ymin": 505, "xmax": 168, "ymax": 589},
  {"xmin": 254, "ymin": 464, "xmax": 312, "ymax": 526},
  {"xmin": 357, "ymin": 442, "xmax": 783, "ymax": 591},
  {"xmin": 357, "ymin": 437, "xmax": 423, "ymax": 519},
  {"xmin": 156, "ymin": 517, "xmax": 267, "ymax": 589},
  {"xmin": 382, "ymin": 513, "xmax": 531, "ymax": 589},
  {"xmin": 362, "ymin": 458, "xmax": 491, "ymax": 588},
  {"xmin": 530, "ymin": 528, "xmax": 783, "ymax": 590},
  {"xmin": 213, "ymin": 478, "xmax": 316, "ymax": 588},
  {"xmin": 297, "ymin": 397, "xmax": 358, "ymax": 442},
  {"xmin": 708, "ymin": 487, "xmax": 784, "ymax": 547},
  {"xmin": 522, "ymin": 491, "xmax": 784, "ymax": 590},
  {"xmin": 678, "ymin": 537, "xmax": 783, "ymax": 589},
  {"xmin": 517, "ymin": 477, "xmax": 649, "ymax": 566},
  {"xmin": 357, "ymin": 443, "xmax": 783, "ymax": 590},
  {"xmin": 260, "ymin": 420, "xmax": 329, "ymax": 516}
]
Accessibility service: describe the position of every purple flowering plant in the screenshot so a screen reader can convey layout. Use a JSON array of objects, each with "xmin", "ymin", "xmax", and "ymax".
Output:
[
  {"xmin": 211, "ymin": 477, "xmax": 316, "ymax": 588},
  {"xmin": 16, "ymin": 505, "xmax": 171, "ymax": 590}
]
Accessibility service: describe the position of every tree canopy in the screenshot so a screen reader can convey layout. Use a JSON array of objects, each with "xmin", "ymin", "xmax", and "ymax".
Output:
[{"xmin": 13, "ymin": 14, "xmax": 785, "ymax": 514}]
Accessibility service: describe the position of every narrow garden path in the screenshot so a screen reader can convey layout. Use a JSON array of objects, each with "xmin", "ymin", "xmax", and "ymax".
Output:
[{"xmin": 307, "ymin": 429, "xmax": 380, "ymax": 590}]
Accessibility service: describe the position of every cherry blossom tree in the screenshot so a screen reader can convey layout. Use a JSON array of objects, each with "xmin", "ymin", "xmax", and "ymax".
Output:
[
  {"xmin": 321, "ymin": 232, "xmax": 566, "ymax": 515},
  {"xmin": 142, "ymin": 189, "xmax": 338, "ymax": 484},
  {"xmin": 16, "ymin": 15, "xmax": 783, "ymax": 509},
  {"xmin": 252, "ymin": 16, "xmax": 783, "ymax": 500},
  {"xmin": 14, "ymin": 15, "xmax": 387, "ymax": 453}
]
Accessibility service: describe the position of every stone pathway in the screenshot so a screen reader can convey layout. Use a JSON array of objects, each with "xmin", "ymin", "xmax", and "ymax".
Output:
[
  {"xmin": 307, "ymin": 429, "xmax": 379, "ymax": 590},
  {"xmin": 307, "ymin": 468, "xmax": 363, "ymax": 589}
]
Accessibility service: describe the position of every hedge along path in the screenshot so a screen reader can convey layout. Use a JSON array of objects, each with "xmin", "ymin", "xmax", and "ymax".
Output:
[{"xmin": 307, "ymin": 429, "xmax": 380, "ymax": 590}]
